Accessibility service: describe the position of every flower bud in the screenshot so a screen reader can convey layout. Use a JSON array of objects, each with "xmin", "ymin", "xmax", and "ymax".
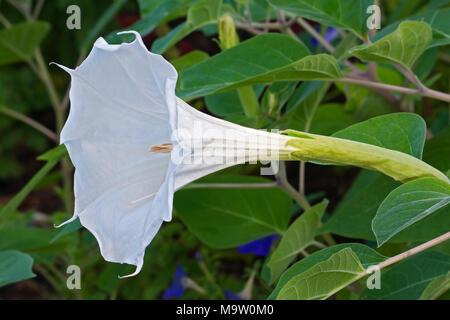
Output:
[{"xmin": 218, "ymin": 14, "xmax": 240, "ymax": 50}]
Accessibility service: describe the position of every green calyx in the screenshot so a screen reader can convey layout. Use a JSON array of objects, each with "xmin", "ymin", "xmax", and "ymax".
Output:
[{"xmin": 282, "ymin": 129, "xmax": 449, "ymax": 183}]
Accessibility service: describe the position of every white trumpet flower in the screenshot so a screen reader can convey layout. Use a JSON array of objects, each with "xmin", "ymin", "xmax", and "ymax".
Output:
[
  {"xmin": 55, "ymin": 31, "xmax": 296, "ymax": 276},
  {"xmin": 56, "ymin": 31, "xmax": 447, "ymax": 277}
]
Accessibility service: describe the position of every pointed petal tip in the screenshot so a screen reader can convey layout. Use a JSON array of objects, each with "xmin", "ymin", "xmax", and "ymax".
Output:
[
  {"xmin": 49, "ymin": 62, "xmax": 74, "ymax": 74},
  {"xmin": 116, "ymin": 30, "xmax": 145, "ymax": 47},
  {"xmin": 54, "ymin": 213, "xmax": 78, "ymax": 228},
  {"xmin": 118, "ymin": 258, "xmax": 143, "ymax": 279}
]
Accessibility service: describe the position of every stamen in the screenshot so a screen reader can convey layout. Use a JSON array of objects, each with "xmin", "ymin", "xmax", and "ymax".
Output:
[{"xmin": 150, "ymin": 143, "xmax": 173, "ymax": 153}]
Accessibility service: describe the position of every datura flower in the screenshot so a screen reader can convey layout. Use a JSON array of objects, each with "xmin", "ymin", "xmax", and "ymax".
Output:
[{"xmin": 56, "ymin": 31, "xmax": 448, "ymax": 277}]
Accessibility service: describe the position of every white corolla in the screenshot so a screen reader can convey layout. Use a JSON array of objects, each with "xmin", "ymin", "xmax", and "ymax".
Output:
[{"xmin": 55, "ymin": 31, "xmax": 296, "ymax": 276}]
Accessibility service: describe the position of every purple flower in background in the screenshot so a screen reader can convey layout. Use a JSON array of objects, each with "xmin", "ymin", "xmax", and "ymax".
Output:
[
  {"xmin": 224, "ymin": 290, "xmax": 245, "ymax": 300},
  {"xmin": 162, "ymin": 264, "xmax": 187, "ymax": 299},
  {"xmin": 311, "ymin": 26, "xmax": 339, "ymax": 47},
  {"xmin": 237, "ymin": 235, "xmax": 279, "ymax": 256},
  {"xmin": 224, "ymin": 270, "xmax": 256, "ymax": 300}
]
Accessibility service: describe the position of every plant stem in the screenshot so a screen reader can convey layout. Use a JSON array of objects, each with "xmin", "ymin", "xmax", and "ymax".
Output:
[
  {"xmin": 237, "ymin": 86, "xmax": 261, "ymax": 118},
  {"xmin": 377, "ymin": 232, "xmax": 450, "ymax": 270},
  {"xmin": 297, "ymin": 17, "xmax": 334, "ymax": 53},
  {"xmin": 299, "ymin": 161, "xmax": 306, "ymax": 195},
  {"xmin": 0, "ymin": 12, "xmax": 12, "ymax": 27},
  {"xmin": 33, "ymin": 49, "xmax": 74, "ymax": 214},
  {"xmin": 333, "ymin": 232, "xmax": 450, "ymax": 299},
  {"xmin": 0, "ymin": 106, "xmax": 58, "ymax": 142},
  {"xmin": 337, "ymin": 76, "xmax": 450, "ymax": 103},
  {"xmin": 34, "ymin": 49, "xmax": 64, "ymax": 132},
  {"xmin": 312, "ymin": 240, "xmax": 327, "ymax": 249},
  {"xmin": 32, "ymin": 0, "xmax": 45, "ymax": 19},
  {"xmin": 277, "ymin": 161, "xmax": 311, "ymax": 210}
]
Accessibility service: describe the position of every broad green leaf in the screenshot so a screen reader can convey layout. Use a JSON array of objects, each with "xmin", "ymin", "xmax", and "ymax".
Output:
[
  {"xmin": 332, "ymin": 113, "xmax": 427, "ymax": 159},
  {"xmin": 0, "ymin": 250, "xmax": 36, "ymax": 287},
  {"xmin": 420, "ymin": 272, "xmax": 450, "ymax": 300},
  {"xmin": 352, "ymin": 94, "xmax": 395, "ymax": 122},
  {"xmin": 277, "ymin": 248, "xmax": 365, "ymax": 300},
  {"xmin": 269, "ymin": 243, "xmax": 387, "ymax": 299},
  {"xmin": 174, "ymin": 176, "xmax": 291, "ymax": 248},
  {"xmin": 321, "ymin": 170, "xmax": 399, "ymax": 240},
  {"xmin": 151, "ymin": 0, "xmax": 222, "ymax": 54},
  {"xmin": 350, "ymin": 21, "xmax": 432, "ymax": 70},
  {"xmin": 0, "ymin": 226, "xmax": 73, "ymax": 255},
  {"xmin": 266, "ymin": 200, "xmax": 328, "ymax": 284},
  {"xmin": 415, "ymin": 47, "xmax": 438, "ymax": 80},
  {"xmin": 321, "ymin": 171, "xmax": 449, "ymax": 243},
  {"xmin": 105, "ymin": 0, "xmax": 193, "ymax": 43},
  {"xmin": 375, "ymin": 8, "xmax": 450, "ymax": 48},
  {"xmin": 205, "ymin": 85, "xmax": 264, "ymax": 118},
  {"xmin": 0, "ymin": 145, "xmax": 67, "ymax": 223},
  {"xmin": 281, "ymin": 96, "xmax": 354, "ymax": 136},
  {"xmin": 423, "ymin": 126, "xmax": 450, "ymax": 173},
  {"xmin": 314, "ymin": 112, "xmax": 444, "ymax": 241},
  {"xmin": 0, "ymin": 21, "xmax": 50, "ymax": 66},
  {"xmin": 170, "ymin": 50, "xmax": 209, "ymax": 71},
  {"xmin": 307, "ymin": 103, "xmax": 354, "ymax": 136},
  {"xmin": 178, "ymin": 34, "xmax": 341, "ymax": 99},
  {"xmin": 373, "ymin": 178, "xmax": 450, "ymax": 246},
  {"xmin": 360, "ymin": 251, "xmax": 450, "ymax": 300},
  {"xmin": 269, "ymin": 0, "xmax": 372, "ymax": 36}
]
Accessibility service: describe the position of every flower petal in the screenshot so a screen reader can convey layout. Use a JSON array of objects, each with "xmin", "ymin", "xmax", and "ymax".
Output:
[{"xmin": 56, "ymin": 31, "xmax": 178, "ymax": 270}]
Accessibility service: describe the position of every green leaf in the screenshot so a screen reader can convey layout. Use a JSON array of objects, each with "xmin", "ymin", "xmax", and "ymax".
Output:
[
  {"xmin": 373, "ymin": 178, "xmax": 450, "ymax": 246},
  {"xmin": 332, "ymin": 113, "xmax": 427, "ymax": 159},
  {"xmin": 205, "ymin": 85, "xmax": 265, "ymax": 118},
  {"xmin": 37, "ymin": 144, "xmax": 68, "ymax": 162},
  {"xmin": 269, "ymin": 243, "xmax": 387, "ymax": 299},
  {"xmin": 170, "ymin": 50, "xmax": 209, "ymax": 71},
  {"xmin": 105, "ymin": 0, "xmax": 192, "ymax": 43},
  {"xmin": 178, "ymin": 34, "xmax": 341, "ymax": 99},
  {"xmin": 174, "ymin": 176, "xmax": 291, "ymax": 248},
  {"xmin": 360, "ymin": 251, "xmax": 450, "ymax": 300},
  {"xmin": 269, "ymin": 0, "xmax": 372, "ymax": 36},
  {"xmin": 374, "ymin": 8, "xmax": 450, "ymax": 48},
  {"xmin": 0, "ymin": 226, "xmax": 73, "ymax": 255},
  {"xmin": 151, "ymin": 0, "xmax": 222, "ymax": 54},
  {"xmin": 277, "ymin": 248, "xmax": 365, "ymax": 300},
  {"xmin": 423, "ymin": 126, "xmax": 450, "ymax": 173},
  {"xmin": 279, "ymin": 82, "xmax": 330, "ymax": 131},
  {"xmin": 205, "ymin": 90, "xmax": 250, "ymax": 118},
  {"xmin": 350, "ymin": 21, "xmax": 432, "ymax": 70},
  {"xmin": 266, "ymin": 200, "xmax": 328, "ymax": 284},
  {"xmin": 420, "ymin": 272, "xmax": 450, "ymax": 300},
  {"xmin": 314, "ymin": 114, "xmax": 445, "ymax": 241},
  {"xmin": 0, "ymin": 145, "xmax": 67, "ymax": 223},
  {"xmin": 321, "ymin": 170, "xmax": 400, "ymax": 240},
  {"xmin": 0, "ymin": 250, "xmax": 36, "ymax": 287},
  {"xmin": 0, "ymin": 21, "xmax": 50, "ymax": 66}
]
